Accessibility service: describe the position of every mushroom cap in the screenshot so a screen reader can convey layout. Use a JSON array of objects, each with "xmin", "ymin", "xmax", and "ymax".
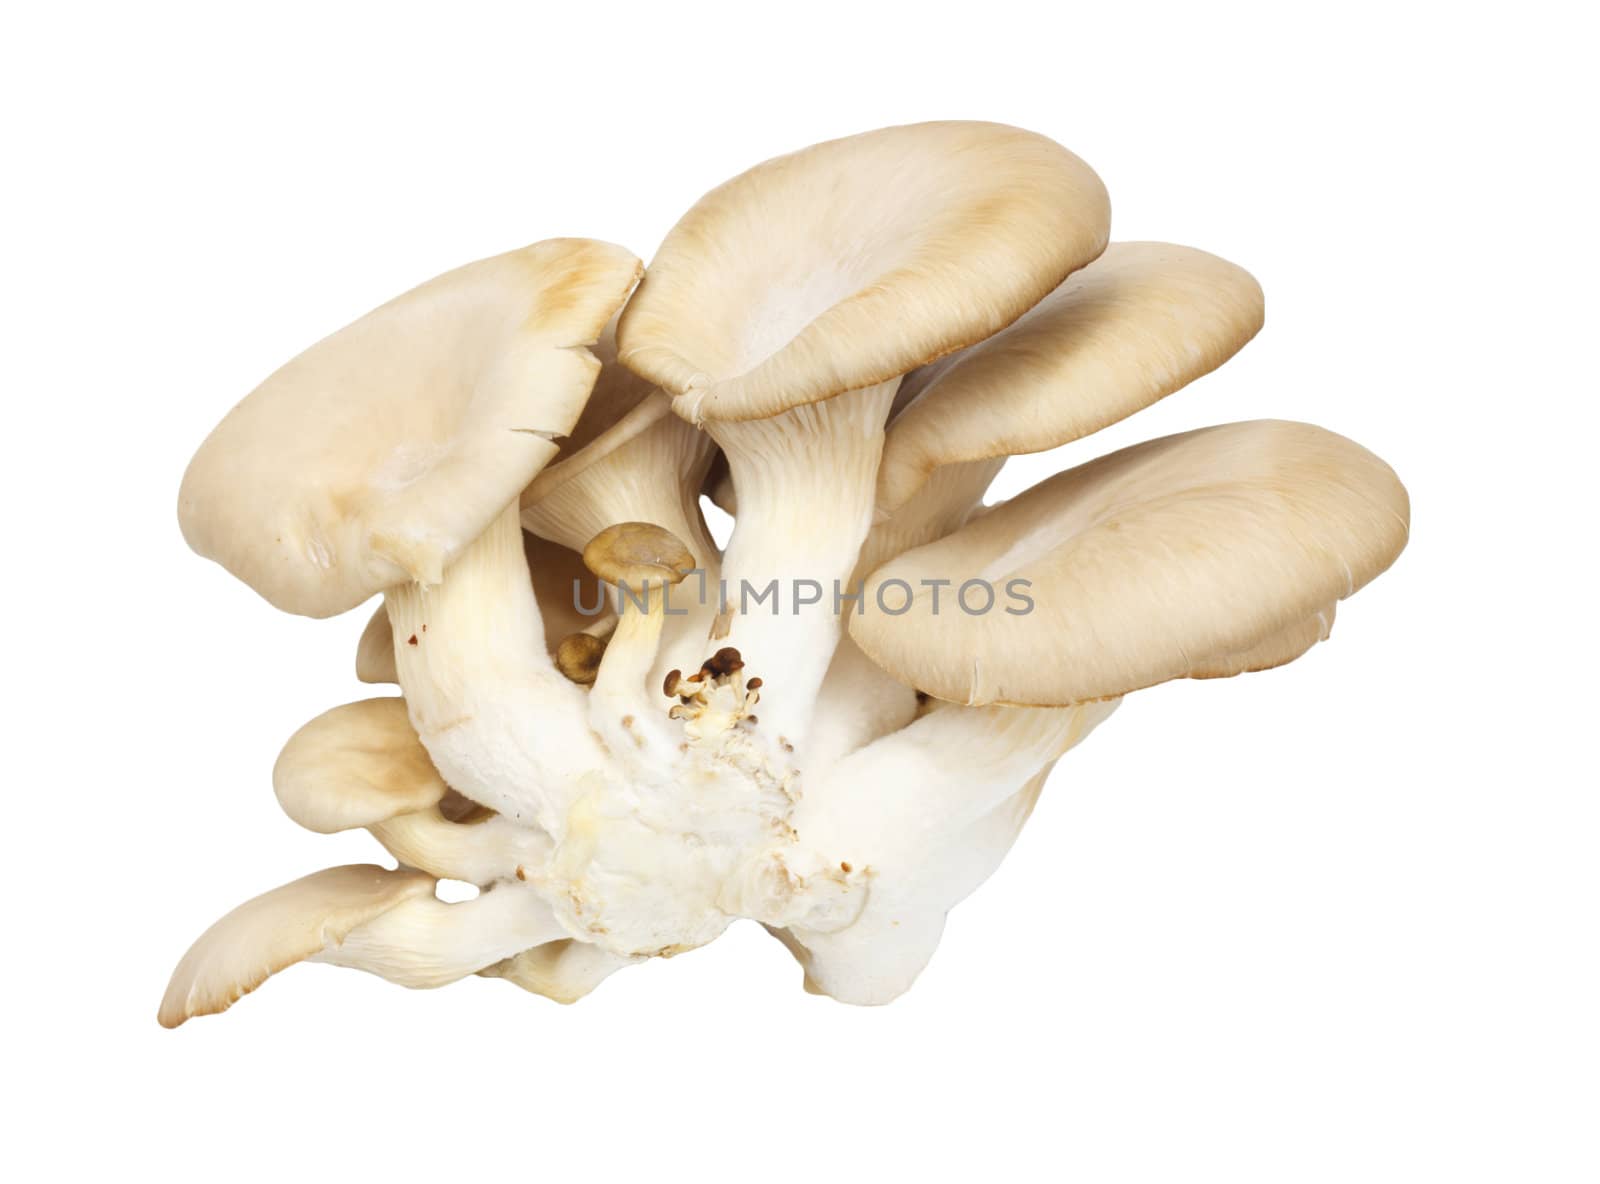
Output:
[
  {"xmin": 850, "ymin": 420, "xmax": 1409, "ymax": 706},
  {"xmin": 179, "ymin": 238, "xmax": 642, "ymax": 618},
  {"xmin": 616, "ymin": 121, "xmax": 1110, "ymax": 423},
  {"xmin": 273, "ymin": 697, "xmax": 448, "ymax": 833},
  {"xmin": 157, "ymin": 865, "xmax": 434, "ymax": 1027},
  {"xmin": 582, "ymin": 521, "xmax": 696, "ymax": 590},
  {"xmin": 555, "ymin": 632, "xmax": 608, "ymax": 685},
  {"xmin": 876, "ymin": 241, "xmax": 1266, "ymax": 513}
]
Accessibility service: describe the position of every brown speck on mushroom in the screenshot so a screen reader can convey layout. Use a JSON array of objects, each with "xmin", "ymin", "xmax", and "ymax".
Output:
[
  {"xmin": 840, "ymin": 861, "xmax": 852, "ymax": 873},
  {"xmin": 406, "ymin": 634, "xmax": 418, "ymax": 646}
]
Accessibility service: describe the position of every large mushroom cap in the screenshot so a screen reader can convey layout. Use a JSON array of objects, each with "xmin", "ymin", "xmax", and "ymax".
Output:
[
  {"xmin": 851, "ymin": 420, "xmax": 1409, "ymax": 706},
  {"xmin": 272, "ymin": 697, "xmax": 448, "ymax": 833},
  {"xmin": 616, "ymin": 121, "xmax": 1110, "ymax": 423},
  {"xmin": 157, "ymin": 865, "xmax": 434, "ymax": 1027},
  {"xmin": 876, "ymin": 241, "xmax": 1266, "ymax": 513},
  {"xmin": 179, "ymin": 238, "xmax": 642, "ymax": 617}
]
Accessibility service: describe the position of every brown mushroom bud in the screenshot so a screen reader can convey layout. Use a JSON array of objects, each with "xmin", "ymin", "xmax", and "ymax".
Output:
[{"xmin": 556, "ymin": 632, "xmax": 609, "ymax": 686}]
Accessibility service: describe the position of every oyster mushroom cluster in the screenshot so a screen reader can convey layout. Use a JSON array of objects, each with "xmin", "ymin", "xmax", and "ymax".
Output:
[{"xmin": 159, "ymin": 121, "xmax": 1409, "ymax": 1026}]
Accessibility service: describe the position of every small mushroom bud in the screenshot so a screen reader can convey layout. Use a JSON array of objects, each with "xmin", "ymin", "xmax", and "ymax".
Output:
[
  {"xmin": 556, "ymin": 631, "xmax": 608, "ymax": 685},
  {"xmin": 582, "ymin": 522, "xmax": 696, "ymax": 759}
]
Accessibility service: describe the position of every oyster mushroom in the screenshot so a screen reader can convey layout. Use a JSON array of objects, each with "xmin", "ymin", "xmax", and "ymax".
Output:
[
  {"xmin": 873, "ymin": 241, "xmax": 1267, "ymax": 516},
  {"xmin": 816, "ymin": 243, "xmax": 1265, "ymax": 770},
  {"xmin": 163, "ymin": 123, "xmax": 1411, "ymax": 1025},
  {"xmin": 580, "ymin": 521, "xmax": 697, "ymax": 757},
  {"xmin": 159, "ymin": 862, "xmax": 569, "ymax": 1026},
  {"xmin": 617, "ymin": 120, "xmax": 1112, "ymax": 742},
  {"xmin": 273, "ymin": 697, "xmax": 548, "ymax": 884},
  {"xmin": 776, "ymin": 701, "xmax": 1117, "ymax": 1003},
  {"xmin": 158, "ymin": 865, "xmax": 434, "ymax": 1027},
  {"xmin": 851, "ymin": 419, "xmax": 1409, "ymax": 706},
  {"xmin": 179, "ymin": 238, "xmax": 643, "ymax": 830}
]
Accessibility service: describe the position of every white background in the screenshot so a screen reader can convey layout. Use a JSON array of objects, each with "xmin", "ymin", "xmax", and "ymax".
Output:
[{"xmin": 4, "ymin": 2, "xmax": 1595, "ymax": 1180}]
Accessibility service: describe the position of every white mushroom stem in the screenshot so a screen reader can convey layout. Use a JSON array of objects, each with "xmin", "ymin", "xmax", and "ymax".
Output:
[
  {"xmin": 481, "ymin": 940, "xmax": 643, "ymax": 1005},
  {"xmin": 803, "ymin": 639, "xmax": 920, "ymax": 777},
  {"xmin": 857, "ymin": 457, "xmax": 1004, "ymax": 581},
  {"xmin": 369, "ymin": 809, "xmax": 553, "ymax": 886},
  {"xmin": 523, "ymin": 407, "xmax": 716, "ymax": 567},
  {"xmin": 795, "ymin": 699, "xmax": 1118, "ymax": 844},
  {"xmin": 384, "ymin": 501, "xmax": 611, "ymax": 833},
  {"xmin": 803, "ymin": 461, "xmax": 1003, "ymax": 774},
  {"xmin": 702, "ymin": 380, "xmax": 898, "ymax": 747},
  {"xmin": 784, "ymin": 698, "xmax": 1120, "ymax": 1004},
  {"xmin": 310, "ymin": 883, "xmax": 569, "ymax": 989},
  {"xmin": 589, "ymin": 584, "xmax": 677, "ymax": 759}
]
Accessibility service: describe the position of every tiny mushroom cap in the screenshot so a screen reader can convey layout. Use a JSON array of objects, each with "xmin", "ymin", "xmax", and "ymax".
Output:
[
  {"xmin": 158, "ymin": 865, "xmax": 435, "ymax": 1027},
  {"xmin": 582, "ymin": 521, "xmax": 696, "ymax": 591},
  {"xmin": 616, "ymin": 120, "xmax": 1110, "ymax": 423},
  {"xmin": 273, "ymin": 697, "xmax": 448, "ymax": 833},
  {"xmin": 555, "ymin": 632, "xmax": 608, "ymax": 685},
  {"xmin": 851, "ymin": 420, "xmax": 1409, "ymax": 707},
  {"xmin": 876, "ymin": 242, "xmax": 1267, "ymax": 514},
  {"xmin": 179, "ymin": 238, "xmax": 642, "ymax": 618}
]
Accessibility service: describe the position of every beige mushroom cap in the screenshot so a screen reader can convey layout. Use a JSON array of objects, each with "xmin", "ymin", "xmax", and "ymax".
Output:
[
  {"xmin": 273, "ymin": 697, "xmax": 447, "ymax": 833},
  {"xmin": 851, "ymin": 420, "xmax": 1409, "ymax": 706},
  {"xmin": 616, "ymin": 121, "xmax": 1110, "ymax": 423},
  {"xmin": 157, "ymin": 865, "xmax": 434, "ymax": 1027},
  {"xmin": 876, "ymin": 242, "xmax": 1266, "ymax": 513},
  {"xmin": 179, "ymin": 238, "xmax": 642, "ymax": 618},
  {"xmin": 582, "ymin": 521, "xmax": 695, "ymax": 590}
]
